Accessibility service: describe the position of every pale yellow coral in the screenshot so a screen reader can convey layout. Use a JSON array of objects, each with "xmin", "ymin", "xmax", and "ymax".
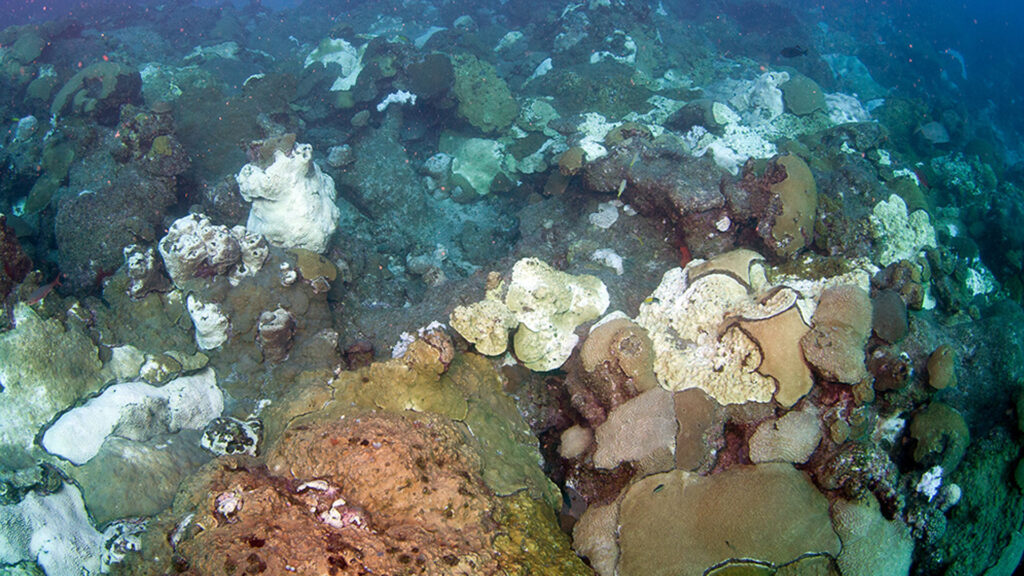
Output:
[
  {"xmin": 637, "ymin": 250, "xmax": 878, "ymax": 406},
  {"xmin": 450, "ymin": 298, "xmax": 517, "ymax": 356},
  {"xmin": 451, "ymin": 258, "xmax": 609, "ymax": 371}
]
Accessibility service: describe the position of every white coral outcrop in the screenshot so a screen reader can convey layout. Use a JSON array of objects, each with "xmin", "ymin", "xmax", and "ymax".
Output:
[
  {"xmin": 41, "ymin": 368, "xmax": 223, "ymax": 465},
  {"xmin": 236, "ymin": 143, "xmax": 341, "ymax": 254}
]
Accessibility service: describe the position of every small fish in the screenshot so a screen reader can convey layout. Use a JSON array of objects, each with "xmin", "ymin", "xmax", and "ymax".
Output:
[
  {"xmin": 26, "ymin": 274, "xmax": 61, "ymax": 305},
  {"xmin": 916, "ymin": 121, "xmax": 950, "ymax": 145},
  {"xmin": 780, "ymin": 45, "xmax": 808, "ymax": 58}
]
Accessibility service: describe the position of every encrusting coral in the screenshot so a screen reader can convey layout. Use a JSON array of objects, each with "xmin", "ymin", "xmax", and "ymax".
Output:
[
  {"xmin": 763, "ymin": 154, "xmax": 818, "ymax": 258},
  {"xmin": 614, "ymin": 463, "xmax": 840, "ymax": 576},
  {"xmin": 800, "ymin": 284, "xmax": 873, "ymax": 384}
]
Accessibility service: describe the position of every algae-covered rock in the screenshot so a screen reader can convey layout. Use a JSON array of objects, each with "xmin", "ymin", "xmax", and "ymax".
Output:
[
  {"xmin": 24, "ymin": 142, "xmax": 74, "ymax": 214},
  {"xmin": 452, "ymin": 53, "xmax": 518, "ymax": 133},
  {"xmin": 493, "ymin": 490, "xmax": 592, "ymax": 576},
  {"xmin": 125, "ymin": 404, "xmax": 581, "ymax": 575},
  {"xmin": 0, "ymin": 304, "xmax": 104, "ymax": 455},
  {"xmin": 0, "ymin": 214, "xmax": 31, "ymax": 300},
  {"xmin": 268, "ymin": 337, "xmax": 559, "ymax": 508}
]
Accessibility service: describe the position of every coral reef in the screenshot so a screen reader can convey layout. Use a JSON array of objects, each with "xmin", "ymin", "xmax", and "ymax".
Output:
[
  {"xmin": 236, "ymin": 142, "xmax": 341, "ymax": 254},
  {"xmin": 452, "ymin": 258, "xmax": 609, "ymax": 371},
  {"xmin": 1, "ymin": 2, "xmax": 1022, "ymax": 575},
  {"xmin": 0, "ymin": 304, "xmax": 104, "ymax": 455},
  {"xmin": 41, "ymin": 369, "xmax": 222, "ymax": 465}
]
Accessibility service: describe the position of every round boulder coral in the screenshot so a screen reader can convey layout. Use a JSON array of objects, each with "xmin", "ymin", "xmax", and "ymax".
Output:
[{"xmin": 801, "ymin": 284, "xmax": 872, "ymax": 384}]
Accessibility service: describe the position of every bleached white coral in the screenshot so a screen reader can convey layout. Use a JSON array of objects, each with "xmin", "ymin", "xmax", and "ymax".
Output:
[
  {"xmin": 825, "ymin": 93, "xmax": 871, "ymax": 125},
  {"xmin": 304, "ymin": 38, "xmax": 365, "ymax": 92},
  {"xmin": 869, "ymin": 194, "xmax": 937, "ymax": 266},
  {"xmin": 41, "ymin": 369, "xmax": 223, "ymax": 465},
  {"xmin": 236, "ymin": 143, "xmax": 341, "ymax": 254},
  {"xmin": 0, "ymin": 483, "xmax": 105, "ymax": 574},
  {"xmin": 158, "ymin": 213, "xmax": 241, "ymax": 286},
  {"xmin": 186, "ymin": 294, "xmax": 230, "ymax": 350},
  {"xmin": 916, "ymin": 466, "xmax": 944, "ymax": 502},
  {"xmin": 376, "ymin": 90, "xmax": 417, "ymax": 112}
]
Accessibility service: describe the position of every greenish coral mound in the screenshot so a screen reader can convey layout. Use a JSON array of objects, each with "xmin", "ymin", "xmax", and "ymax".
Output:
[
  {"xmin": 0, "ymin": 303, "xmax": 104, "ymax": 455},
  {"xmin": 452, "ymin": 53, "xmax": 518, "ymax": 133},
  {"xmin": 50, "ymin": 61, "xmax": 141, "ymax": 121},
  {"xmin": 451, "ymin": 353, "xmax": 562, "ymax": 507},
  {"xmin": 24, "ymin": 141, "xmax": 74, "ymax": 214},
  {"xmin": 780, "ymin": 74, "xmax": 826, "ymax": 116},
  {"xmin": 440, "ymin": 132, "xmax": 511, "ymax": 196}
]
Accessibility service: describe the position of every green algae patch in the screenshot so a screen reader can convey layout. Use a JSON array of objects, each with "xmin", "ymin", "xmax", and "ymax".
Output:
[{"xmin": 494, "ymin": 490, "xmax": 593, "ymax": 576}]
